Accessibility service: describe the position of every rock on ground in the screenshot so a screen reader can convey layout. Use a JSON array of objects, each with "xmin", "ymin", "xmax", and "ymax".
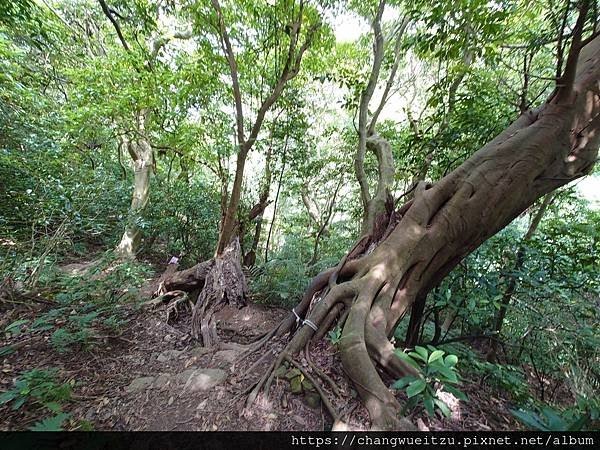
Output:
[
  {"xmin": 125, "ymin": 376, "xmax": 155, "ymax": 393},
  {"xmin": 184, "ymin": 368, "xmax": 227, "ymax": 393}
]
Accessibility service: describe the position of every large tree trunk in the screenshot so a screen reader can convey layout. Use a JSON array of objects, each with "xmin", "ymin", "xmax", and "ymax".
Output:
[
  {"xmin": 249, "ymin": 34, "xmax": 600, "ymax": 430},
  {"xmin": 115, "ymin": 112, "xmax": 153, "ymax": 259}
]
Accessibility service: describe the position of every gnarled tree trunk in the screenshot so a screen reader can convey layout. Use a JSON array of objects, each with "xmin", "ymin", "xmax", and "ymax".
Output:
[
  {"xmin": 249, "ymin": 31, "xmax": 600, "ymax": 430},
  {"xmin": 115, "ymin": 111, "xmax": 153, "ymax": 259},
  {"xmin": 355, "ymin": 3, "xmax": 407, "ymax": 236}
]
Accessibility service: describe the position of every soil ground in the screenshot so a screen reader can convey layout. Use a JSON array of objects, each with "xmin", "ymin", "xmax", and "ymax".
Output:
[{"xmin": 0, "ymin": 262, "xmax": 523, "ymax": 431}]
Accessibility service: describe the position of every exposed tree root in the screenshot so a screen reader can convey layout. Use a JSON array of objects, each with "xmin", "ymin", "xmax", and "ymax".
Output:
[
  {"xmin": 287, "ymin": 357, "xmax": 340, "ymax": 422},
  {"xmin": 304, "ymin": 346, "xmax": 341, "ymax": 397},
  {"xmin": 240, "ymin": 235, "xmax": 419, "ymax": 430},
  {"xmin": 157, "ymin": 259, "xmax": 213, "ymax": 294},
  {"xmin": 166, "ymin": 292, "xmax": 192, "ymax": 323},
  {"xmin": 191, "ymin": 239, "xmax": 247, "ymax": 346},
  {"xmin": 143, "ymin": 290, "xmax": 187, "ymax": 309}
]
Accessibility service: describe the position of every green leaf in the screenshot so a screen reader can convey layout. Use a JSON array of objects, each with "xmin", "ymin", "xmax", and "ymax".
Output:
[
  {"xmin": 5, "ymin": 319, "xmax": 29, "ymax": 332},
  {"xmin": 0, "ymin": 346, "xmax": 15, "ymax": 356},
  {"xmin": 44, "ymin": 401, "xmax": 62, "ymax": 412},
  {"xmin": 0, "ymin": 390, "xmax": 18, "ymax": 404},
  {"xmin": 392, "ymin": 376, "xmax": 416, "ymax": 390},
  {"xmin": 428, "ymin": 350, "xmax": 445, "ymax": 363},
  {"xmin": 567, "ymin": 414, "xmax": 589, "ymax": 431},
  {"xmin": 414, "ymin": 346, "xmax": 429, "ymax": 360},
  {"xmin": 406, "ymin": 379, "xmax": 426, "ymax": 398},
  {"xmin": 423, "ymin": 396, "xmax": 435, "ymax": 416},
  {"xmin": 541, "ymin": 407, "xmax": 567, "ymax": 431},
  {"xmin": 510, "ymin": 409, "xmax": 550, "ymax": 431},
  {"xmin": 12, "ymin": 396, "xmax": 26, "ymax": 410},
  {"xmin": 444, "ymin": 354, "xmax": 458, "ymax": 367},
  {"xmin": 394, "ymin": 350, "xmax": 421, "ymax": 370},
  {"xmin": 434, "ymin": 398, "xmax": 452, "ymax": 417},
  {"xmin": 432, "ymin": 363, "xmax": 458, "ymax": 383},
  {"xmin": 408, "ymin": 351, "xmax": 427, "ymax": 362},
  {"xmin": 443, "ymin": 384, "xmax": 468, "ymax": 401},
  {"xmin": 29, "ymin": 413, "xmax": 70, "ymax": 431}
]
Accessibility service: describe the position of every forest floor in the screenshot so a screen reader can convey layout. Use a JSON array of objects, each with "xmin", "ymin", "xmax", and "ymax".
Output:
[{"xmin": 0, "ymin": 258, "xmax": 523, "ymax": 431}]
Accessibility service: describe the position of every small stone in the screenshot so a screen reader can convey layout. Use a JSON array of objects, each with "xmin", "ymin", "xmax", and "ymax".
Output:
[
  {"xmin": 175, "ymin": 368, "xmax": 197, "ymax": 384},
  {"xmin": 85, "ymin": 407, "xmax": 96, "ymax": 420},
  {"xmin": 290, "ymin": 376, "xmax": 303, "ymax": 394},
  {"xmin": 197, "ymin": 399, "xmax": 208, "ymax": 410},
  {"xmin": 274, "ymin": 365, "xmax": 287, "ymax": 379},
  {"xmin": 332, "ymin": 421, "xmax": 350, "ymax": 431},
  {"xmin": 168, "ymin": 396, "xmax": 174, "ymax": 406},
  {"xmin": 184, "ymin": 368, "xmax": 227, "ymax": 392},
  {"xmin": 190, "ymin": 346, "xmax": 212, "ymax": 357},
  {"xmin": 157, "ymin": 349, "xmax": 182, "ymax": 362},
  {"xmin": 292, "ymin": 414, "xmax": 307, "ymax": 426},
  {"xmin": 301, "ymin": 378, "xmax": 314, "ymax": 391},
  {"xmin": 214, "ymin": 350, "xmax": 239, "ymax": 364},
  {"xmin": 125, "ymin": 376, "xmax": 154, "ymax": 393},
  {"xmin": 304, "ymin": 392, "xmax": 321, "ymax": 409},
  {"xmin": 153, "ymin": 373, "xmax": 172, "ymax": 389},
  {"xmin": 285, "ymin": 368, "xmax": 302, "ymax": 380}
]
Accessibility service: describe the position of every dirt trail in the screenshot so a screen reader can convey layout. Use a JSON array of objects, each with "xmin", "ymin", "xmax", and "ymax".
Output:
[{"xmin": 1, "ymin": 272, "xmax": 520, "ymax": 431}]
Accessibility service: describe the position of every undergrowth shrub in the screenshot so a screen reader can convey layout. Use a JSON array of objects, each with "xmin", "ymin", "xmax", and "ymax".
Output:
[{"xmin": 1, "ymin": 252, "xmax": 153, "ymax": 356}]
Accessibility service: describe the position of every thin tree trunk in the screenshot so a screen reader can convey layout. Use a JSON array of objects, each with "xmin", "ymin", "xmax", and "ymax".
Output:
[
  {"xmin": 244, "ymin": 145, "xmax": 273, "ymax": 266},
  {"xmin": 355, "ymin": 4, "xmax": 408, "ymax": 236},
  {"xmin": 115, "ymin": 111, "xmax": 153, "ymax": 259},
  {"xmin": 486, "ymin": 193, "xmax": 554, "ymax": 362},
  {"xmin": 215, "ymin": 145, "xmax": 249, "ymax": 255},
  {"xmin": 265, "ymin": 144, "xmax": 287, "ymax": 263}
]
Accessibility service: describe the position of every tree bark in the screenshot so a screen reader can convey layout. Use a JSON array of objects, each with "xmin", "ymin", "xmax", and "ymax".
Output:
[
  {"xmin": 252, "ymin": 33, "xmax": 600, "ymax": 430},
  {"xmin": 355, "ymin": 3, "xmax": 407, "ymax": 236},
  {"xmin": 115, "ymin": 111, "xmax": 153, "ymax": 259}
]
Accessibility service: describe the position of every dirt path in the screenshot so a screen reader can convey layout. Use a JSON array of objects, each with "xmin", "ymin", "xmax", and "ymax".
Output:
[{"xmin": 1, "ymin": 280, "xmax": 520, "ymax": 431}]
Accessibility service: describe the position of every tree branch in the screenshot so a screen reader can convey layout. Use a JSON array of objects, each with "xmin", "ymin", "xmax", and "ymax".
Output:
[
  {"xmin": 97, "ymin": 0, "xmax": 129, "ymax": 52},
  {"xmin": 245, "ymin": 6, "xmax": 320, "ymax": 150},
  {"xmin": 555, "ymin": 0, "xmax": 590, "ymax": 103},
  {"xmin": 356, "ymin": 0, "xmax": 386, "ymax": 211},
  {"xmin": 211, "ymin": 0, "xmax": 245, "ymax": 144},
  {"xmin": 150, "ymin": 27, "xmax": 193, "ymax": 60},
  {"xmin": 368, "ymin": 15, "xmax": 410, "ymax": 134}
]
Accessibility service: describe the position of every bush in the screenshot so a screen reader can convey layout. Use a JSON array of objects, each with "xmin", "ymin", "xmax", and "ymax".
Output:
[{"xmin": 393, "ymin": 345, "xmax": 467, "ymax": 418}]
